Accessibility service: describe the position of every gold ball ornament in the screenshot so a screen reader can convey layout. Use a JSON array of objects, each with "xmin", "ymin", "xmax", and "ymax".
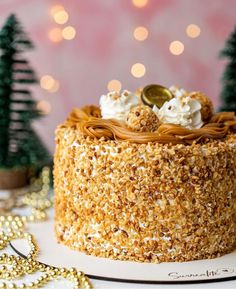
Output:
[
  {"xmin": 126, "ymin": 105, "xmax": 160, "ymax": 132},
  {"xmin": 141, "ymin": 84, "xmax": 174, "ymax": 108},
  {"xmin": 189, "ymin": 91, "xmax": 214, "ymax": 122}
]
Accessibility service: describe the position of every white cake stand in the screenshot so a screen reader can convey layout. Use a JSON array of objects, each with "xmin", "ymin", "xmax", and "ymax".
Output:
[{"xmin": 11, "ymin": 209, "xmax": 236, "ymax": 284}]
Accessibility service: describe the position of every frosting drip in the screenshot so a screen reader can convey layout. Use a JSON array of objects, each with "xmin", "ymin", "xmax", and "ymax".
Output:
[{"xmin": 64, "ymin": 106, "xmax": 236, "ymax": 144}]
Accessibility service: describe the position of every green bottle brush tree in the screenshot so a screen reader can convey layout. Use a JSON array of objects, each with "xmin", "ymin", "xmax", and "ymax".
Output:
[
  {"xmin": 0, "ymin": 14, "xmax": 50, "ymax": 189},
  {"xmin": 219, "ymin": 26, "xmax": 236, "ymax": 112}
]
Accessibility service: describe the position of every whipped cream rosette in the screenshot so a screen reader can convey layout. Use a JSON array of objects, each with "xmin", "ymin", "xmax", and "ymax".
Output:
[
  {"xmin": 153, "ymin": 86, "xmax": 203, "ymax": 129},
  {"xmin": 100, "ymin": 90, "xmax": 140, "ymax": 122}
]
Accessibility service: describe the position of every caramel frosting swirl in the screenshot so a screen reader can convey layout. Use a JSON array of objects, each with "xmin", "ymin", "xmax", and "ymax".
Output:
[{"xmin": 64, "ymin": 106, "xmax": 236, "ymax": 144}]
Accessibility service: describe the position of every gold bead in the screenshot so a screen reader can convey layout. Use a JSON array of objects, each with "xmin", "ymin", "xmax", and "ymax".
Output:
[
  {"xmin": 0, "ymin": 283, "xmax": 6, "ymax": 289},
  {"xmin": 81, "ymin": 276, "xmax": 87, "ymax": 282},
  {"xmin": 4, "ymin": 272, "xmax": 11, "ymax": 279},
  {"xmin": 27, "ymin": 257, "xmax": 34, "ymax": 263},
  {"xmin": 37, "ymin": 276, "xmax": 44, "ymax": 282},
  {"xmin": 6, "ymin": 255, "xmax": 15, "ymax": 264},
  {"xmin": 59, "ymin": 267, "xmax": 68, "ymax": 277},
  {"xmin": 27, "ymin": 282, "xmax": 34, "ymax": 288},
  {"xmin": 74, "ymin": 280, "xmax": 80, "ymax": 286},
  {"xmin": 38, "ymin": 264, "xmax": 46, "ymax": 271},
  {"xmin": 8, "ymin": 284, "xmax": 16, "ymax": 289},
  {"xmin": 69, "ymin": 267, "xmax": 78, "ymax": 275},
  {"xmin": 52, "ymin": 267, "xmax": 59, "ymax": 274},
  {"xmin": 42, "ymin": 273, "xmax": 49, "ymax": 279},
  {"xmin": 16, "ymin": 256, "xmax": 22, "ymax": 263},
  {"xmin": 4, "ymin": 221, "xmax": 10, "ymax": 227},
  {"xmin": 14, "ymin": 216, "xmax": 20, "ymax": 222},
  {"xmin": 7, "ymin": 216, "xmax": 13, "ymax": 222},
  {"xmin": 50, "ymin": 271, "xmax": 56, "ymax": 277},
  {"xmin": 18, "ymin": 284, "xmax": 26, "ymax": 289},
  {"xmin": 0, "ymin": 265, "xmax": 7, "ymax": 272},
  {"xmin": 8, "ymin": 232, "xmax": 14, "ymax": 239},
  {"xmin": 21, "ymin": 216, "xmax": 27, "ymax": 222},
  {"xmin": 1, "ymin": 254, "xmax": 7, "ymax": 260},
  {"xmin": 16, "ymin": 231, "xmax": 24, "ymax": 238},
  {"xmin": 24, "ymin": 266, "xmax": 33, "ymax": 273},
  {"xmin": 45, "ymin": 265, "xmax": 54, "ymax": 272}
]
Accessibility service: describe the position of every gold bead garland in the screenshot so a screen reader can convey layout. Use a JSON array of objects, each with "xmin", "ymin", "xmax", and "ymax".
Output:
[{"xmin": 0, "ymin": 167, "xmax": 92, "ymax": 289}]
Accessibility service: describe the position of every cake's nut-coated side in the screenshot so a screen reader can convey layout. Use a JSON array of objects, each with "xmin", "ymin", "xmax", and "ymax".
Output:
[
  {"xmin": 189, "ymin": 91, "xmax": 214, "ymax": 122},
  {"xmin": 54, "ymin": 127, "xmax": 236, "ymax": 263},
  {"xmin": 126, "ymin": 105, "xmax": 160, "ymax": 132}
]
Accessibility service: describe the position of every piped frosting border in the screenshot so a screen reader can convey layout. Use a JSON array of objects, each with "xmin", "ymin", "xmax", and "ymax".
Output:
[{"xmin": 62, "ymin": 105, "xmax": 236, "ymax": 144}]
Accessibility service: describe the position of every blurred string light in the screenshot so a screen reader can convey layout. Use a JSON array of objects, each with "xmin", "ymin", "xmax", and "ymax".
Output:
[
  {"xmin": 49, "ymin": 5, "xmax": 76, "ymax": 41},
  {"xmin": 48, "ymin": 80, "xmax": 60, "ymax": 93},
  {"xmin": 54, "ymin": 10, "xmax": 69, "ymax": 25},
  {"xmin": 37, "ymin": 100, "xmax": 52, "ymax": 115},
  {"xmin": 131, "ymin": 63, "xmax": 146, "ymax": 78},
  {"xmin": 62, "ymin": 26, "xmax": 76, "ymax": 40},
  {"xmin": 40, "ymin": 75, "xmax": 60, "ymax": 93},
  {"xmin": 50, "ymin": 4, "xmax": 69, "ymax": 24},
  {"xmin": 169, "ymin": 40, "xmax": 184, "ymax": 55},
  {"xmin": 107, "ymin": 80, "xmax": 122, "ymax": 92},
  {"xmin": 133, "ymin": 26, "xmax": 148, "ymax": 41},
  {"xmin": 186, "ymin": 24, "xmax": 201, "ymax": 38},
  {"xmin": 132, "ymin": 0, "xmax": 149, "ymax": 8},
  {"xmin": 50, "ymin": 5, "xmax": 65, "ymax": 16},
  {"xmin": 48, "ymin": 27, "xmax": 62, "ymax": 42}
]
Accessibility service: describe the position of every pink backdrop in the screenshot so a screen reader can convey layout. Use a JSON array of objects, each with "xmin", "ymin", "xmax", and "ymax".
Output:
[{"xmin": 0, "ymin": 0, "xmax": 235, "ymax": 152}]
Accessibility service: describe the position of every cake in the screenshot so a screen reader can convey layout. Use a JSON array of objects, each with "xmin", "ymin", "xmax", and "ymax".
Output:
[{"xmin": 54, "ymin": 85, "xmax": 236, "ymax": 263}]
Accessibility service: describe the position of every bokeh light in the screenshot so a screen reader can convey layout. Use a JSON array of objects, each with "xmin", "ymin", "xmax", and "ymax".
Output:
[
  {"xmin": 132, "ymin": 0, "xmax": 149, "ymax": 8},
  {"xmin": 40, "ymin": 75, "xmax": 59, "ymax": 93},
  {"xmin": 50, "ymin": 5, "xmax": 64, "ymax": 16},
  {"xmin": 133, "ymin": 26, "xmax": 149, "ymax": 41},
  {"xmin": 48, "ymin": 80, "xmax": 60, "ymax": 93},
  {"xmin": 131, "ymin": 63, "xmax": 146, "ymax": 78},
  {"xmin": 186, "ymin": 24, "xmax": 201, "ymax": 38},
  {"xmin": 107, "ymin": 80, "xmax": 122, "ymax": 92},
  {"xmin": 48, "ymin": 27, "xmax": 62, "ymax": 42},
  {"xmin": 37, "ymin": 100, "xmax": 52, "ymax": 115},
  {"xmin": 53, "ymin": 10, "xmax": 69, "ymax": 25},
  {"xmin": 62, "ymin": 26, "xmax": 76, "ymax": 40},
  {"xmin": 40, "ymin": 75, "xmax": 55, "ymax": 90},
  {"xmin": 169, "ymin": 41, "xmax": 185, "ymax": 55}
]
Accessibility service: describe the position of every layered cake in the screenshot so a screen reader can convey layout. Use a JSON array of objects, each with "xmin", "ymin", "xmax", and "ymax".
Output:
[{"xmin": 54, "ymin": 85, "xmax": 236, "ymax": 263}]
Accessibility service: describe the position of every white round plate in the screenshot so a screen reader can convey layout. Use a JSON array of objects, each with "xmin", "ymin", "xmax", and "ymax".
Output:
[{"xmin": 11, "ymin": 209, "xmax": 236, "ymax": 284}]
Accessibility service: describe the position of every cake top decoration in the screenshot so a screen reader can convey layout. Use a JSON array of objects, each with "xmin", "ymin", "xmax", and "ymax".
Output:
[
  {"xmin": 127, "ymin": 104, "xmax": 160, "ymax": 132},
  {"xmin": 141, "ymin": 84, "xmax": 174, "ymax": 108},
  {"xmin": 153, "ymin": 87, "xmax": 203, "ymax": 129},
  {"xmin": 99, "ymin": 90, "xmax": 140, "ymax": 122},
  {"xmin": 190, "ymin": 91, "xmax": 214, "ymax": 122},
  {"xmin": 65, "ymin": 83, "xmax": 236, "ymax": 145}
]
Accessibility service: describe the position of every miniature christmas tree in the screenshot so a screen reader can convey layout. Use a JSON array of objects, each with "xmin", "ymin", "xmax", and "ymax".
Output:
[
  {"xmin": 0, "ymin": 14, "xmax": 50, "ymax": 174},
  {"xmin": 219, "ymin": 26, "xmax": 236, "ymax": 112}
]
